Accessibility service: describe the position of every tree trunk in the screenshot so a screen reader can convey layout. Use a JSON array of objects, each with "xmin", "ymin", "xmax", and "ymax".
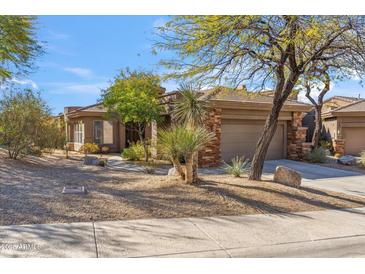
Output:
[
  {"xmin": 172, "ymin": 157, "xmax": 185, "ymax": 180},
  {"xmin": 185, "ymin": 155, "xmax": 194, "ymax": 184},
  {"xmin": 137, "ymin": 125, "xmax": 148, "ymax": 162},
  {"xmin": 312, "ymin": 105, "xmax": 323, "ymax": 148},
  {"xmin": 249, "ymin": 68, "xmax": 299, "ymax": 181},
  {"xmin": 192, "ymin": 152, "xmax": 198, "ymax": 182},
  {"xmin": 249, "ymin": 108, "xmax": 281, "ymax": 181}
]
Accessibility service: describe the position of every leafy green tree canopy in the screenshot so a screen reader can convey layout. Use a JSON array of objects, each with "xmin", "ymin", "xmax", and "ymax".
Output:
[
  {"xmin": 102, "ymin": 69, "xmax": 162, "ymax": 125},
  {"xmin": 155, "ymin": 16, "xmax": 365, "ymax": 180},
  {"xmin": 0, "ymin": 16, "xmax": 42, "ymax": 81},
  {"xmin": 102, "ymin": 69, "xmax": 163, "ymax": 162},
  {"xmin": 0, "ymin": 89, "xmax": 60, "ymax": 159}
]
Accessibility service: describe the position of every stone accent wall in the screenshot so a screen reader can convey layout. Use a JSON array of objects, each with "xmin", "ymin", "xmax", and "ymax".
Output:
[
  {"xmin": 287, "ymin": 112, "xmax": 308, "ymax": 160},
  {"xmin": 198, "ymin": 108, "xmax": 222, "ymax": 167},
  {"xmin": 302, "ymin": 142, "xmax": 313, "ymax": 157},
  {"xmin": 333, "ymin": 139, "xmax": 345, "ymax": 155}
]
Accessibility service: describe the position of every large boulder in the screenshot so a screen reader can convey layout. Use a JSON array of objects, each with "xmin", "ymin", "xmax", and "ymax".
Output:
[
  {"xmin": 84, "ymin": 155, "xmax": 99, "ymax": 165},
  {"xmin": 168, "ymin": 167, "xmax": 179, "ymax": 176},
  {"xmin": 273, "ymin": 165, "xmax": 302, "ymax": 188},
  {"xmin": 337, "ymin": 155, "xmax": 357, "ymax": 166}
]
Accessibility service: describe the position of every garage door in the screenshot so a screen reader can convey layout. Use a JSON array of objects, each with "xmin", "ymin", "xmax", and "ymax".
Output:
[
  {"xmin": 221, "ymin": 120, "xmax": 285, "ymax": 162},
  {"xmin": 343, "ymin": 127, "xmax": 365, "ymax": 156}
]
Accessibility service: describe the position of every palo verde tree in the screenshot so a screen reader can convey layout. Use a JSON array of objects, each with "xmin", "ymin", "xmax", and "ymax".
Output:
[
  {"xmin": 102, "ymin": 69, "xmax": 163, "ymax": 162},
  {"xmin": 155, "ymin": 16, "xmax": 365, "ymax": 180},
  {"xmin": 0, "ymin": 16, "xmax": 42, "ymax": 81},
  {"xmin": 302, "ymin": 64, "xmax": 331, "ymax": 148}
]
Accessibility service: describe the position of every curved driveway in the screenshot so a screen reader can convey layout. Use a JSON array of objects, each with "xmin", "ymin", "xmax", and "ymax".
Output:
[{"xmin": 263, "ymin": 159, "xmax": 365, "ymax": 197}]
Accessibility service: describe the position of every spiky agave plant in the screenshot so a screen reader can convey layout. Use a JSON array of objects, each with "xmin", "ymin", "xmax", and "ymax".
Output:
[{"xmin": 223, "ymin": 156, "xmax": 251, "ymax": 177}]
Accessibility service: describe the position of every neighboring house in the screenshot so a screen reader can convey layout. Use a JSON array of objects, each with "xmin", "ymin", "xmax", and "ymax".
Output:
[
  {"xmin": 161, "ymin": 88, "xmax": 311, "ymax": 166},
  {"xmin": 322, "ymin": 97, "xmax": 365, "ymax": 156},
  {"xmin": 64, "ymin": 103, "xmax": 152, "ymax": 152},
  {"xmin": 303, "ymin": 96, "xmax": 362, "ymax": 142},
  {"xmin": 63, "ymin": 88, "xmax": 312, "ymax": 166}
]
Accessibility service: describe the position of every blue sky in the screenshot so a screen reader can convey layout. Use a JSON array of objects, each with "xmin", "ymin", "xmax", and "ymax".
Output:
[
  {"xmin": 8, "ymin": 16, "xmax": 365, "ymax": 114},
  {"xmin": 16, "ymin": 16, "xmax": 173, "ymax": 114}
]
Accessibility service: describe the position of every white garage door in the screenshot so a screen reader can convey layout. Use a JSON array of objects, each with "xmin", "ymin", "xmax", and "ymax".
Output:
[
  {"xmin": 343, "ymin": 127, "xmax": 365, "ymax": 156},
  {"xmin": 221, "ymin": 120, "xmax": 285, "ymax": 162}
]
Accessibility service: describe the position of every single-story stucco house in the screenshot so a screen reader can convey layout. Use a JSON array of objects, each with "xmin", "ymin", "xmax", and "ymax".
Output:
[
  {"xmin": 64, "ymin": 103, "xmax": 154, "ymax": 152},
  {"xmin": 302, "ymin": 95, "xmax": 362, "ymax": 142},
  {"xmin": 63, "ymin": 88, "xmax": 312, "ymax": 166},
  {"xmin": 322, "ymin": 96, "xmax": 365, "ymax": 156}
]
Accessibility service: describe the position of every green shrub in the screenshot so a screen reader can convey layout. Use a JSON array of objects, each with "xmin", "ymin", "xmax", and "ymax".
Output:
[
  {"xmin": 79, "ymin": 143, "xmax": 100, "ymax": 156},
  {"xmin": 26, "ymin": 146, "xmax": 42, "ymax": 157},
  {"xmin": 122, "ymin": 141, "xmax": 150, "ymax": 161},
  {"xmin": 320, "ymin": 140, "xmax": 332, "ymax": 150},
  {"xmin": 305, "ymin": 147, "xmax": 327, "ymax": 163},
  {"xmin": 98, "ymin": 158, "xmax": 107, "ymax": 167},
  {"xmin": 223, "ymin": 156, "xmax": 251, "ymax": 177}
]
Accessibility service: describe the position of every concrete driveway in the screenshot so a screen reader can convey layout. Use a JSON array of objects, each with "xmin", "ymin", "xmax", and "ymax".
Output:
[{"xmin": 263, "ymin": 159, "xmax": 365, "ymax": 197}]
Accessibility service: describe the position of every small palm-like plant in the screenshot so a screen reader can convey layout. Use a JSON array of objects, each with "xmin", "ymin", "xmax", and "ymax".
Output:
[
  {"xmin": 172, "ymin": 83, "xmax": 211, "ymax": 182},
  {"xmin": 177, "ymin": 126, "xmax": 214, "ymax": 184},
  {"xmin": 223, "ymin": 156, "xmax": 251, "ymax": 177},
  {"xmin": 173, "ymin": 83, "xmax": 209, "ymax": 127},
  {"xmin": 159, "ymin": 125, "xmax": 214, "ymax": 183},
  {"xmin": 158, "ymin": 126, "xmax": 186, "ymax": 179}
]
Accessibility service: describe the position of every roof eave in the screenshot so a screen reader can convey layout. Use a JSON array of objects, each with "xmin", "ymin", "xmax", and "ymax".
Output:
[{"xmin": 210, "ymin": 99, "xmax": 312, "ymax": 112}]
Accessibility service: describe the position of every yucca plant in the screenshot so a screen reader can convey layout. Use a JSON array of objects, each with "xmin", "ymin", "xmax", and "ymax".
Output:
[
  {"xmin": 172, "ymin": 83, "xmax": 211, "ymax": 182},
  {"xmin": 177, "ymin": 126, "xmax": 214, "ymax": 184},
  {"xmin": 159, "ymin": 125, "xmax": 214, "ymax": 183},
  {"xmin": 158, "ymin": 126, "xmax": 186, "ymax": 179},
  {"xmin": 223, "ymin": 156, "xmax": 251, "ymax": 177},
  {"xmin": 172, "ymin": 83, "xmax": 210, "ymax": 127}
]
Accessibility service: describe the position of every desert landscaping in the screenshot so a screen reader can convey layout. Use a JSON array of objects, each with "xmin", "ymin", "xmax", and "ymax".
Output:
[{"xmin": 1, "ymin": 148, "xmax": 365, "ymax": 226}]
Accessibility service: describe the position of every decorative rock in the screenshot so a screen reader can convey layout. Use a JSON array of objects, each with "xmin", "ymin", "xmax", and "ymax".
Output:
[
  {"xmin": 273, "ymin": 165, "xmax": 302, "ymax": 188},
  {"xmin": 337, "ymin": 155, "xmax": 357, "ymax": 166},
  {"xmin": 168, "ymin": 167, "xmax": 179, "ymax": 176},
  {"xmin": 84, "ymin": 156, "xmax": 99, "ymax": 165}
]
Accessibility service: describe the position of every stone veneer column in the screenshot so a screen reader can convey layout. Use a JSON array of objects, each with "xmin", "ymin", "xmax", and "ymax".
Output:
[
  {"xmin": 198, "ymin": 108, "xmax": 222, "ymax": 167},
  {"xmin": 287, "ymin": 112, "xmax": 308, "ymax": 160}
]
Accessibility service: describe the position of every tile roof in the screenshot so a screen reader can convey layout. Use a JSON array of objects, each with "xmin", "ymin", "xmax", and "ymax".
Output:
[
  {"xmin": 199, "ymin": 88, "xmax": 310, "ymax": 107},
  {"xmin": 323, "ymin": 95, "xmax": 362, "ymax": 104},
  {"xmin": 332, "ymin": 99, "xmax": 365, "ymax": 113}
]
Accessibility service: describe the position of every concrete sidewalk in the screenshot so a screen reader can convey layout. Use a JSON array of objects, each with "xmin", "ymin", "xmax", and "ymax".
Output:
[{"xmin": 1, "ymin": 207, "xmax": 365, "ymax": 258}]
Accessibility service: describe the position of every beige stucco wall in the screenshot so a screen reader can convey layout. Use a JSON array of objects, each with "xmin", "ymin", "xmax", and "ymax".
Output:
[{"xmin": 67, "ymin": 116, "xmax": 121, "ymax": 152}]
